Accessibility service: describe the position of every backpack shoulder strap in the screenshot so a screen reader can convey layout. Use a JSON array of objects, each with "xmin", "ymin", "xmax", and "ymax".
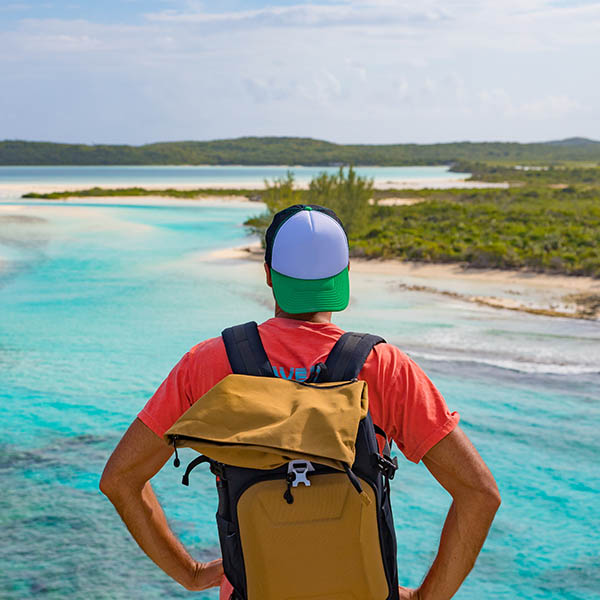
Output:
[
  {"xmin": 221, "ymin": 321, "xmax": 273, "ymax": 377},
  {"xmin": 324, "ymin": 332, "xmax": 386, "ymax": 382}
]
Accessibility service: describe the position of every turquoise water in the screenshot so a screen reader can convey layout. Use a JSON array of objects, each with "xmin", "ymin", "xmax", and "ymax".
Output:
[
  {"xmin": 0, "ymin": 165, "xmax": 469, "ymax": 188},
  {"xmin": 1, "ymin": 195, "xmax": 599, "ymax": 599}
]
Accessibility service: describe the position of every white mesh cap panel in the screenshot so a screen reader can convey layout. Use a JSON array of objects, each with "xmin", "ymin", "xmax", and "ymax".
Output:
[{"xmin": 271, "ymin": 209, "xmax": 349, "ymax": 280}]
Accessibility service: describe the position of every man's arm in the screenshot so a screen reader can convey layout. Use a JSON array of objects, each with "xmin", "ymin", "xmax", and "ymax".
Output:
[
  {"xmin": 400, "ymin": 426, "xmax": 501, "ymax": 600},
  {"xmin": 99, "ymin": 418, "xmax": 223, "ymax": 591}
]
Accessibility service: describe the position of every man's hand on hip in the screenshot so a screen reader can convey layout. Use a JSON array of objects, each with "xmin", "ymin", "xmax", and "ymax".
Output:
[
  {"xmin": 399, "ymin": 586, "xmax": 421, "ymax": 599},
  {"xmin": 188, "ymin": 559, "xmax": 224, "ymax": 591}
]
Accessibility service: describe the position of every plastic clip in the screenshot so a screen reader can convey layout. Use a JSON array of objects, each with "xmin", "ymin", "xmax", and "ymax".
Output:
[
  {"xmin": 287, "ymin": 460, "xmax": 315, "ymax": 487},
  {"xmin": 375, "ymin": 454, "xmax": 398, "ymax": 480}
]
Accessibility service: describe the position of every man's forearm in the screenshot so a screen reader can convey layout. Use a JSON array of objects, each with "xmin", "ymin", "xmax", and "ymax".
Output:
[
  {"xmin": 419, "ymin": 492, "xmax": 500, "ymax": 600},
  {"xmin": 105, "ymin": 480, "xmax": 197, "ymax": 589},
  {"xmin": 100, "ymin": 420, "xmax": 223, "ymax": 591}
]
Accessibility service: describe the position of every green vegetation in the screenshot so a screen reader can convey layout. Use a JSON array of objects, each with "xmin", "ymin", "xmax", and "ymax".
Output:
[
  {"xmin": 22, "ymin": 187, "xmax": 257, "ymax": 200},
  {"xmin": 246, "ymin": 168, "xmax": 600, "ymax": 278},
  {"xmin": 452, "ymin": 162, "xmax": 600, "ymax": 185},
  {"xmin": 3, "ymin": 136, "xmax": 600, "ymax": 166},
  {"xmin": 358, "ymin": 187, "xmax": 600, "ymax": 277}
]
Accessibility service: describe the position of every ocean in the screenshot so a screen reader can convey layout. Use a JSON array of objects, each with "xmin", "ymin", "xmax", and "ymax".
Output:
[
  {"xmin": 0, "ymin": 165, "xmax": 470, "ymax": 189},
  {"xmin": 0, "ymin": 169, "xmax": 598, "ymax": 599}
]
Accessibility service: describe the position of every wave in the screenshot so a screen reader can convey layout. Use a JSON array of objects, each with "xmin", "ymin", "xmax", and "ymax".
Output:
[{"xmin": 407, "ymin": 349, "xmax": 600, "ymax": 376}]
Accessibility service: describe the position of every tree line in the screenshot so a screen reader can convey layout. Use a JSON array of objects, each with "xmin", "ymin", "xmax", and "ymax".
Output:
[{"xmin": 2, "ymin": 136, "xmax": 600, "ymax": 166}]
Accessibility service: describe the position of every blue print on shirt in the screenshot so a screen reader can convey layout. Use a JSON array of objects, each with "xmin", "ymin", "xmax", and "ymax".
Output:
[{"xmin": 272, "ymin": 365, "xmax": 316, "ymax": 382}]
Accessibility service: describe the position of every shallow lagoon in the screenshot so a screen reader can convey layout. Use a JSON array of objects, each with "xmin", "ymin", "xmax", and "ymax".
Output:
[
  {"xmin": 0, "ymin": 165, "xmax": 470, "ymax": 189},
  {"xmin": 1, "ymin": 198, "xmax": 598, "ymax": 599}
]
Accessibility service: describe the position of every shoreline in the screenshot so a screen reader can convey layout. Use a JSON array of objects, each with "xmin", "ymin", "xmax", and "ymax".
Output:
[
  {"xmin": 0, "ymin": 178, "xmax": 507, "ymax": 198},
  {"xmin": 4, "ymin": 192, "xmax": 597, "ymax": 320},
  {"xmin": 2, "ymin": 194, "xmax": 260, "ymax": 208},
  {"xmin": 210, "ymin": 243, "xmax": 600, "ymax": 320}
]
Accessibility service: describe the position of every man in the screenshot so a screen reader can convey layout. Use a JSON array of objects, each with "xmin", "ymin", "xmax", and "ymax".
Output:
[{"xmin": 100, "ymin": 204, "xmax": 500, "ymax": 600}]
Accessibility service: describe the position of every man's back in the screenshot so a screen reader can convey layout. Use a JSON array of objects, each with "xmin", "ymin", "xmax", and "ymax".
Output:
[{"xmin": 139, "ymin": 317, "xmax": 459, "ymax": 467}]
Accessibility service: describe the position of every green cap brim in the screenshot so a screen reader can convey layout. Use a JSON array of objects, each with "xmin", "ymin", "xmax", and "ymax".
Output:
[{"xmin": 271, "ymin": 267, "xmax": 349, "ymax": 314}]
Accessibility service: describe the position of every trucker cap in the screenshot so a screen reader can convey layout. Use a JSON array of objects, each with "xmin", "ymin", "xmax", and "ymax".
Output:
[{"xmin": 265, "ymin": 204, "xmax": 349, "ymax": 314}]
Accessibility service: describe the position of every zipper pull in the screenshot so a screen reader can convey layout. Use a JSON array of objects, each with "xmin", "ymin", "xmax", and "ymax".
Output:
[
  {"xmin": 172, "ymin": 436, "xmax": 181, "ymax": 468},
  {"xmin": 283, "ymin": 472, "xmax": 295, "ymax": 504}
]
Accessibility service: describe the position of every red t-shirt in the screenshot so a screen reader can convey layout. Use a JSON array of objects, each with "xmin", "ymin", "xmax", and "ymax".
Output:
[
  {"xmin": 140, "ymin": 317, "xmax": 458, "ymax": 461},
  {"xmin": 138, "ymin": 317, "xmax": 459, "ymax": 598}
]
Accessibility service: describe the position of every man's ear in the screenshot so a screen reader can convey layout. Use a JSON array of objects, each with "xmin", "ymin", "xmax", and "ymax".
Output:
[{"xmin": 264, "ymin": 263, "xmax": 273, "ymax": 288}]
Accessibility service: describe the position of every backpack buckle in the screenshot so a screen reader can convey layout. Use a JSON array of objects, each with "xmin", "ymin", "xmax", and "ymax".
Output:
[
  {"xmin": 209, "ymin": 461, "xmax": 226, "ymax": 479},
  {"xmin": 375, "ymin": 454, "xmax": 398, "ymax": 480},
  {"xmin": 287, "ymin": 460, "xmax": 315, "ymax": 487}
]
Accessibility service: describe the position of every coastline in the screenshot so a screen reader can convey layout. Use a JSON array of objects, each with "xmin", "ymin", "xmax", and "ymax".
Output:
[
  {"xmin": 3, "ymin": 193, "xmax": 259, "ymax": 208},
  {"xmin": 4, "ymin": 185, "xmax": 597, "ymax": 320},
  {"xmin": 210, "ymin": 242, "xmax": 600, "ymax": 320},
  {"xmin": 0, "ymin": 178, "xmax": 507, "ymax": 198}
]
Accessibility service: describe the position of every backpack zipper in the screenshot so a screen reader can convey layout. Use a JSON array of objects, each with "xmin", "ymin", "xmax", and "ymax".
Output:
[
  {"xmin": 295, "ymin": 377, "xmax": 358, "ymax": 389},
  {"xmin": 172, "ymin": 435, "xmax": 181, "ymax": 467}
]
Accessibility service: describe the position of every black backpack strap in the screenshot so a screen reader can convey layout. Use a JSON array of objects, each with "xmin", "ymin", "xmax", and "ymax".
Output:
[
  {"xmin": 324, "ymin": 332, "xmax": 385, "ymax": 382},
  {"xmin": 222, "ymin": 321, "xmax": 273, "ymax": 377}
]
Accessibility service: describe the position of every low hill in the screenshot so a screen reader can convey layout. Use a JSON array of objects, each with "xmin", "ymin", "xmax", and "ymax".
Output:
[{"xmin": 1, "ymin": 137, "xmax": 599, "ymax": 166}]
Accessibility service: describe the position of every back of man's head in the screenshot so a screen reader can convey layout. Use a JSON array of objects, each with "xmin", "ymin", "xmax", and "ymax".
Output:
[{"xmin": 265, "ymin": 205, "xmax": 350, "ymax": 314}]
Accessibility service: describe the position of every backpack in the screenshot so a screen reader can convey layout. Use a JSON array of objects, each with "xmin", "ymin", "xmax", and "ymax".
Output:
[{"xmin": 165, "ymin": 321, "xmax": 400, "ymax": 600}]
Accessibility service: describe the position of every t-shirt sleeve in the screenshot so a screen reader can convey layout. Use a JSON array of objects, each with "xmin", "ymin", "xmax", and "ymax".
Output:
[
  {"xmin": 138, "ymin": 336, "xmax": 231, "ymax": 438},
  {"xmin": 138, "ymin": 351, "xmax": 194, "ymax": 438},
  {"xmin": 362, "ymin": 344, "xmax": 460, "ymax": 463}
]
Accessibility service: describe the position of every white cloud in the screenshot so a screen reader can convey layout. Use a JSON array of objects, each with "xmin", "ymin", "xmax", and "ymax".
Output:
[
  {"xmin": 520, "ymin": 95, "xmax": 583, "ymax": 118},
  {"xmin": 145, "ymin": 2, "xmax": 453, "ymax": 29},
  {"xmin": 479, "ymin": 89, "xmax": 515, "ymax": 115},
  {"xmin": 0, "ymin": 1, "xmax": 598, "ymax": 143},
  {"xmin": 479, "ymin": 88, "xmax": 584, "ymax": 118}
]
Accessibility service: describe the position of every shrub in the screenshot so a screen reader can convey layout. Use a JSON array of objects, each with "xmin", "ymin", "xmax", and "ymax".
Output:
[{"xmin": 245, "ymin": 166, "xmax": 373, "ymax": 243}]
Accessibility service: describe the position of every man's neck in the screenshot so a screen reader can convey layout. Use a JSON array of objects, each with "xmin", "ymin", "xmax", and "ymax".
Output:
[{"xmin": 274, "ymin": 306, "xmax": 332, "ymax": 323}]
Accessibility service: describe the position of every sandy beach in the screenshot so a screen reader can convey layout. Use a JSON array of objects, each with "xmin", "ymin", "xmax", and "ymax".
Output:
[
  {"xmin": 0, "ymin": 182, "xmax": 262, "ymax": 197},
  {"xmin": 2, "ymin": 193, "xmax": 258, "ymax": 208},
  {"xmin": 0, "ymin": 177, "xmax": 507, "ymax": 198},
  {"xmin": 209, "ymin": 242, "xmax": 600, "ymax": 320}
]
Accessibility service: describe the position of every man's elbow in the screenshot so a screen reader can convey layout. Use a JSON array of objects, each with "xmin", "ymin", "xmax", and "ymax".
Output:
[
  {"xmin": 99, "ymin": 469, "xmax": 123, "ymax": 502},
  {"xmin": 479, "ymin": 479, "xmax": 501, "ymax": 514},
  {"xmin": 99, "ymin": 470, "xmax": 113, "ymax": 497},
  {"xmin": 457, "ymin": 476, "xmax": 501, "ymax": 515}
]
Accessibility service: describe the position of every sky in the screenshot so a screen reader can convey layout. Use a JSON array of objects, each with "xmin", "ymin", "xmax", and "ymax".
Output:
[{"xmin": 1, "ymin": 0, "xmax": 599, "ymax": 145}]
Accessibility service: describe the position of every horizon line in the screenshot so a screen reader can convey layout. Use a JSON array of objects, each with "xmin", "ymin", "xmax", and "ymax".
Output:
[{"xmin": 2, "ymin": 136, "xmax": 599, "ymax": 147}]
